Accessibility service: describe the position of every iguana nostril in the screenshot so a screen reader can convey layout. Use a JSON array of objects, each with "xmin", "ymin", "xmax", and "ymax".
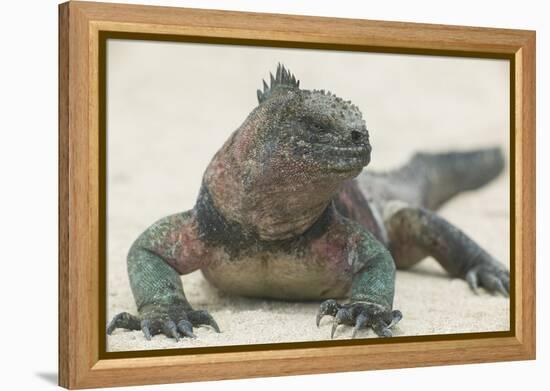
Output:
[{"xmin": 351, "ymin": 130, "xmax": 362, "ymax": 142}]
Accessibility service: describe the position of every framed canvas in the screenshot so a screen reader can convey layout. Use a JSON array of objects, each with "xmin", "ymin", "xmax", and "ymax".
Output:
[{"xmin": 58, "ymin": 1, "xmax": 536, "ymax": 389}]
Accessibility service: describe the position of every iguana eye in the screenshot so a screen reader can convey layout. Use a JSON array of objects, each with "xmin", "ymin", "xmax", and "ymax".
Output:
[
  {"xmin": 351, "ymin": 130, "xmax": 362, "ymax": 142},
  {"xmin": 309, "ymin": 121, "xmax": 331, "ymax": 133}
]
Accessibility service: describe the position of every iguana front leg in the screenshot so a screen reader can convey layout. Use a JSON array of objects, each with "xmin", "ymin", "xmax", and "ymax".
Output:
[
  {"xmin": 107, "ymin": 211, "xmax": 219, "ymax": 341},
  {"xmin": 317, "ymin": 224, "xmax": 402, "ymax": 338}
]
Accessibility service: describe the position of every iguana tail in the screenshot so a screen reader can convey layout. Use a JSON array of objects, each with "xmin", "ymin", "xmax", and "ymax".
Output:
[{"xmin": 401, "ymin": 147, "xmax": 505, "ymax": 210}]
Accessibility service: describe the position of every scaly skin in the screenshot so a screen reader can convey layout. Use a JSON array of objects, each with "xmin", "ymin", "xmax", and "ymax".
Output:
[{"xmin": 108, "ymin": 64, "xmax": 508, "ymax": 342}]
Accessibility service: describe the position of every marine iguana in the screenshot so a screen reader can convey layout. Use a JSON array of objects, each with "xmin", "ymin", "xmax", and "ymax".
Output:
[{"xmin": 107, "ymin": 64, "xmax": 509, "ymax": 341}]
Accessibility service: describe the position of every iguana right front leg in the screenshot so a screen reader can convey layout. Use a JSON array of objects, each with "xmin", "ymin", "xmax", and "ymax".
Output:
[{"xmin": 107, "ymin": 211, "xmax": 219, "ymax": 340}]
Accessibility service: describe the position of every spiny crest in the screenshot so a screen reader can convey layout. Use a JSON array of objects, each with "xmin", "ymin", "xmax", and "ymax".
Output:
[{"xmin": 257, "ymin": 63, "xmax": 300, "ymax": 104}]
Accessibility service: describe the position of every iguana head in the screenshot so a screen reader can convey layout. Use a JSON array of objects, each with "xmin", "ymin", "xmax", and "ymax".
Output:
[
  {"xmin": 204, "ymin": 64, "xmax": 372, "ymax": 240},
  {"xmin": 254, "ymin": 63, "xmax": 371, "ymax": 179}
]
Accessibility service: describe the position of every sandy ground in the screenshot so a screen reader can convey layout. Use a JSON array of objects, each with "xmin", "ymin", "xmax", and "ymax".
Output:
[{"xmin": 106, "ymin": 41, "xmax": 510, "ymax": 351}]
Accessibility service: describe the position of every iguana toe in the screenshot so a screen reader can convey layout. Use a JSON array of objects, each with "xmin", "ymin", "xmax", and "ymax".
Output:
[
  {"xmin": 187, "ymin": 309, "xmax": 220, "ymax": 333},
  {"xmin": 316, "ymin": 299, "xmax": 339, "ymax": 327},
  {"xmin": 176, "ymin": 319, "xmax": 196, "ymax": 338},
  {"xmin": 140, "ymin": 319, "xmax": 153, "ymax": 340},
  {"xmin": 106, "ymin": 312, "xmax": 140, "ymax": 335},
  {"xmin": 466, "ymin": 262, "xmax": 509, "ymax": 297},
  {"xmin": 162, "ymin": 319, "xmax": 181, "ymax": 341}
]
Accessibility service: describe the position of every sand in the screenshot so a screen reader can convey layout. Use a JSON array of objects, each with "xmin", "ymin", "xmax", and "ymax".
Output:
[{"xmin": 106, "ymin": 40, "xmax": 510, "ymax": 351}]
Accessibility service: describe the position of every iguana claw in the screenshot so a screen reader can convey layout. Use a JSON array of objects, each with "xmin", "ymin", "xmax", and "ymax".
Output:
[
  {"xmin": 140, "ymin": 319, "xmax": 153, "ymax": 340},
  {"xmin": 188, "ymin": 310, "xmax": 220, "ymax": 333},
  {"xmin": 162, "ymin": 319, "xmax": 180, "ymax": 342},
  {"xmin": 107, "ymin": 305, "xmax": 219, "ymax": 341},
  {"xmin": 177, "ymin": 319, "xmax": 197, "ymax": 338},
  {"xmin": 352, "ymin": 313, "xmax": 368, "ymax": 339},
  {"xmin": 317, "ymin": 299, "xmax": 402, "ymax": 339},
  {"xmin": 316, "ymin": 299, "xmax": 339, "ymax": 327}
]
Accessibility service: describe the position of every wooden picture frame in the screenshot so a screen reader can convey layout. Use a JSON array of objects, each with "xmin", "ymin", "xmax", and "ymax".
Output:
[{"xmin": 58, "ymin": 1, "xmax": 536, "ymax": 388}]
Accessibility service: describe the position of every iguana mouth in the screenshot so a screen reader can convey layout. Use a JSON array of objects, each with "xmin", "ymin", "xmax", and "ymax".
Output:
[{"xmin": 311, "ymin": 143, "xmax": 371, "ymax": 173}]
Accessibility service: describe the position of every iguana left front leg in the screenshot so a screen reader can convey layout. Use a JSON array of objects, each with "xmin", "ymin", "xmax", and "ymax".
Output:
[{"xmin": 317, "ymin": 224, "xmax": 402, "ymax": 338}]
